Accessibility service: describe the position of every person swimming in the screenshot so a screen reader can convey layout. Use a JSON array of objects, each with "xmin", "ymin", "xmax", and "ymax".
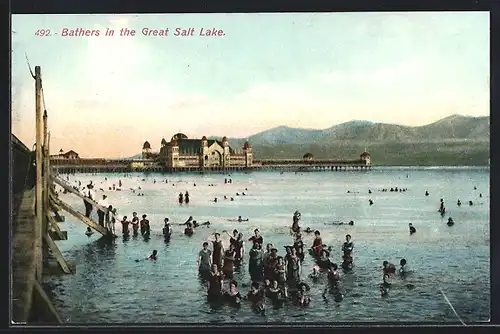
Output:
[
  {"xmin": 147, "ymin": 250, "xmax": 158, "ymax": 261},
  {"xmin": 309, "ymin": 265, "xmax": 321, "ymax": 280},
  {"xmin": 369, "ymin": 199, "xmax": 374, "ymax": 205},
  {"xmin": 409, "ymin": 223, "xmax": 416, "ymax": 235},
  {"xmin": 447, "ymin": 217, "xmax": 455, "ymax": 226},
  {"xmin": 457, "ymin": 199, "xmax": 462, "ymax": 206},
  {"xmin": 382, "ymin": 261, "xmax": 396, "ymax": 275},
  {"xmin": 85, "ymin": 227, "xmax": 93, "ymax": 237},
  {"xmin": 425, "ymin": 191, "xmax": 429, "ymax": 196}
]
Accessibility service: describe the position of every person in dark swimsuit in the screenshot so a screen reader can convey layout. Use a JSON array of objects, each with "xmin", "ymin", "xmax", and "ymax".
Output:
[
  {"xmin": 311, "ymin": 230, "xmax": 323, "ymax": 257},
  {"xmin": 264, "ymin": 248, "xmax": 278, "ymax": 281},
  {"xmin": 224, "ymin": 280, "xmax": 242, "ymax": 306},
  {"xmin": 247, "ymin": 281, "xmax": 265, "ymax": 314},
  {"xmin": 342, "ymin": 234, "xmax": 354, "ymax": 256},
  {"xmin": 234, "ymin": 233, "xmax": 245, "ymax": 262},
  {"xmin": 178, "ymin": 192, "xmax": 184, "ymax": 204},
  {"xmin": 266, "ymin": 279, "xmax": 287, "ymax": 304},
  {"xmin": 209, "ymin": 233, "xmax": 224, "ymax": 270},
  {"xmin": 121, "ymin": 216, "xmax": 130, "ymax": 236},
  {"xmin": 140, "ymin": 214, "xmax": 150, "ymax": 237},
  {"xmin": 248, "ymin": 229, "xmax": 263, "ymax": 247},
  {"xmin": 285, "ymin": 247, "xmax": 301, "ymax": 289},
  {"xmin": 184, "ymin": 222, "xmax": 194, "ymax": 236},
  {"xmin": 274, "ymin": 257, "xmax": 287, "ymax": 287},
  {"xmin": 131, "ymin": 212, "xmax": 139, "ymax": 236},
  {"xmin": 295, "ymin": 282, "xmax": 311, "ymax": 306},
  {"xmin": 206, "ymin": 264, "xmax": 223, "ymax": 302},
  {"xmin": 249, "ymin": 243, "xmax": 264, "ymax": 281},
  {"xmin": 409, "ymin": 223, "xmax": 416, "ymax": 234},
  {"xmin": 184, "ymin": 191, "xmax": 190, "ymax": 204},
  {"xmin": 222, "ymin": 245, "xmax": 236, "ymax": 280}
]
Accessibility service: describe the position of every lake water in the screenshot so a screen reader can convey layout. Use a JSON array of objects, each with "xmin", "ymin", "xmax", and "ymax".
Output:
[{"xmin": 44, "ymin": 167, "xmax": 490, "ymax": 324}]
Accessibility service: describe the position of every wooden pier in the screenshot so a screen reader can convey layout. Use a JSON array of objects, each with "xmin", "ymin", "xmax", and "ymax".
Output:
[{"xmin": 11, "ymin": 66, "xmax": 116, "ymax": 325}]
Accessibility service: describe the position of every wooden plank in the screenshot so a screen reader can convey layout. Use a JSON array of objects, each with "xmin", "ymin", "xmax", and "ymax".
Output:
[
  {"xmin": 33, "ymin": 280, "xmax": 63, "ymax": 323},
  {"xmin": 51, "ymin": 176, "xmax": 109, "ymax": 213},
  {"xmin": 48, "ymin": 230, "xmax": 67, "ymax": 241},
  {"xmin": 46, "ymin": 215, "xmax": 67, "ymax": 240},
  {"xmin": 56, "ymin": 199, "xmax": 112, "ymax": 236},
  {"xmin": 43, "ymin": 234, "xmax": 72, "ymax": 274},
  {"xmin": 34, "ymin": 66, "xmax": 43, "ymax": 282}
]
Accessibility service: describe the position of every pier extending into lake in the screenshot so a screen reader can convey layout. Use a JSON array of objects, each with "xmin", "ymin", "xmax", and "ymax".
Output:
[
  {"xmin": 50, "ymin": 158, "xmax": 372, "ymax": 174},
  {"xmin": 11, "ymin": 66, "xmax": 116, "ymax": 325}
]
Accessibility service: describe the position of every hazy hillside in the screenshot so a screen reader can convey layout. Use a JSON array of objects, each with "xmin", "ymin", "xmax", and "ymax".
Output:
[{"xmin": 128, "ymin": 115, "xmax": 489, "ymax": 165}]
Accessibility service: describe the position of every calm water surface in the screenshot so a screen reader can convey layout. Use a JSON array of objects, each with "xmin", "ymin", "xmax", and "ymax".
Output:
[{"xmin": 45, "ymin": 168, "xmax": 490, "ymax": 323}]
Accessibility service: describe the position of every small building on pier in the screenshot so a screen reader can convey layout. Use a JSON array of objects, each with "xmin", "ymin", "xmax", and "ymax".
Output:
[
  {"xmin": 50, "ymin": 149, "xmax": 80, "ymax": 160},
  {"xmin": 158, "ymin": 133, "xmax": 253, "ymax": 169},
  {"xmin": 360, "ymin": 151, "xmax": 371, "ymax": 165},
  {"xmin": 303, "ymin": 153, "xmax": 314, "ymax": 161}
]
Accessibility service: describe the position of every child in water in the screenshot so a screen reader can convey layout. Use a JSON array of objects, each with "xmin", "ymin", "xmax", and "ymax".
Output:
[{"xmin": 85, "ymin": 227, "xmax": 93, "ymax": 237}]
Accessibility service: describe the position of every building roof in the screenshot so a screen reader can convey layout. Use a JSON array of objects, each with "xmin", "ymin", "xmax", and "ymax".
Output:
[
  {"xmin": 161, "ymin": 138, "xmax": 167, "ymax": 145},
  {"xmin": 360, "ymin": 151, "xmax": 371, "ymax": 157},
  {"xmin": 143, "ymin": 141, "xmax": 151, "ymax": 149},
  {"xmin": 63, "ymin": 150, "xmax": 79, "ymax": 157},
  {"xmin": 172, "ymin": 133, "xmax": 188, "ymax": 141},
  {"xmin": 167, "ymin": 138, "xmax": 236, "ymax": 154},
  {"xmin": 303, "ymin": 153, "xmax": 313, "ymax": 158},
  {"xmin": 243, "ymin": 140, "xmax": 252, "ymax": 149}
]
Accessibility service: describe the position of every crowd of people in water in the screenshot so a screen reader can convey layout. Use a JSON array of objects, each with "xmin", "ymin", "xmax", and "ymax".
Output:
[{"xmin": 57, "ymin": 173, "xmax": 484, "ymax": 315}]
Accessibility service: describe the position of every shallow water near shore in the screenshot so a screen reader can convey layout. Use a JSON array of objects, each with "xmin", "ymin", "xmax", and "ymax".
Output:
[{"xmin": 45, "ymin": 167, "xmax": 490, "ymax": 324}]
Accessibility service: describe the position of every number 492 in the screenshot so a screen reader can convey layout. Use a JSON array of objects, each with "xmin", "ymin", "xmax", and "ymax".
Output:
[{"xmin": 35, "ymin": 29, "xmax": 51, "ymax": 36}]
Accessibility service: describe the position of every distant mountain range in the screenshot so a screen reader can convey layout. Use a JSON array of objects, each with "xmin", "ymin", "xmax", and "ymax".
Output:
[{"xmin": 126, "ymin": 114, "xmax": 490, "ymax": 165}]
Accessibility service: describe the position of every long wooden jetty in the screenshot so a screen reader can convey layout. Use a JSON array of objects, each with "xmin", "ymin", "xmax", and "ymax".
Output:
[
  {"xmin": 50, "ymin": 158, "xmax": 372, "ymax": 174},
  {"xmin": 11, "ymin": 66, "xmax": 116, "ymax": 325}
]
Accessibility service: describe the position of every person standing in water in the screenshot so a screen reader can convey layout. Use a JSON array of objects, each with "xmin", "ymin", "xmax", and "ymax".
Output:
[
  {"xmin": 311, "ymin": 231, "xmax": 323, "ymax": 257},
  {"xmin": 185, "ymin": 191, "xmax": 190, "ymax": 204},
  {"xmin": 121, "ymin": 216, "xmax": 130, "ymax": 236},
  {"xmin": 248, "ymin": 229, "xmax": 263, "ymax": 247},
  {"xmin": 83, "ymin": 183, "xmax": 94, "ymax": 218},
  {"xmin": 222, "ymin": 244, "xmax": 236, "ymax": 280},
  {"xmin": 163, "ymin": 218, "xmax": 172, "ymax": 241},
  {"xmin": 206, "ymin": 264, "xmax": 223, "ymax": 303},
  {"xmin": 409, "ymin": 223, "xmax": 416, "ymax": 235},
  {"xmin": 141, "ymin": 214, "xmax": 150, "ymax": 237},
  {"xmin": 207, "ymin": 233, "xmax": 224, "ymax": 270},
  {"xmin": 197, "ymin": 242, "xmax": 212, "ymax": 280},
  {"xmin": 97, "ymin": 194, "xmax": 108, "ymax": 227},
  {"xmin": 342, "ymin": 234, "xmax": 354, "ymax": 256},
  {"xmin": 131, "ymin": 212, "xmax": 139, "ymax": 236},
  {"xmin": 178, "ymin": 192, "xmax": 184, "ymax": 204}
]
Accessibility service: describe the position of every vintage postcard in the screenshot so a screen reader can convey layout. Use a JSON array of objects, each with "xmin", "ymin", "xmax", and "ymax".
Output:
[{"xmin": 11, "ymin": 12, "xmax": 489, "ymax": 325}]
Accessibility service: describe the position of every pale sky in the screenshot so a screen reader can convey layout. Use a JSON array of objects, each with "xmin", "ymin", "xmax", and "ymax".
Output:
[{"xmin": 12, "ymin": 12, "xmax": 489, "ymax": 158}]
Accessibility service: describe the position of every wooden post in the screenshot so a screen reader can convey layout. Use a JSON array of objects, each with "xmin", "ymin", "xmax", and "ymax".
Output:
[
  {"xmin": 42, "ymin": 112, "xmax": 49, "ymax": 265},
  {"xmin": 34, "ymin": 66, "xmax": 43, "ymax": 281}
]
